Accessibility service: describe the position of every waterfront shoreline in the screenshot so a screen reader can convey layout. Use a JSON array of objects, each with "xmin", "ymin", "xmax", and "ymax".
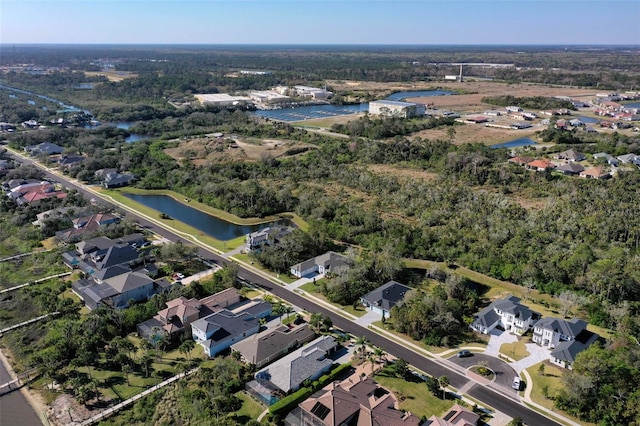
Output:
[{"xmin": 0, "ymin": 347, "xmax": 49, "ymax": 425}]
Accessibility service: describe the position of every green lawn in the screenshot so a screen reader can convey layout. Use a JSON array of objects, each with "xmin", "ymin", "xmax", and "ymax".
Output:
[
  {"xmin": 375, "ymin": 369, "xmax": 453, "ymax": 419},
  {"xmin": 231, "ymin": 253, "xmax": 296, "ymax": 284},
  {"xmin": 499, "ymin": 340, "xmax": 530, "ymax": 361},
  {"xmin": 235, "ymin": 391, "xmax": 265, "ymax": 422},
  {"xmin": 525, "ymin": 362, "xmax": 593, "ymax": 426},
  {"xmin": 371, "ymin": 321, "xmax": 445, "ymax": 355},
  {"xmin": 298, "ymin": 279, "xmax": 367, "ymax": 318}
]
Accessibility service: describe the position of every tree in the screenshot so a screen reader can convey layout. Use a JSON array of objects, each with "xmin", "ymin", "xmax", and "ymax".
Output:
[
  {"xmin": 438, "ymin": 375, "xmax": 449, "ymax": 400},
  {"xmin": 425, "ymin": 375, "xmax": 441, "ymax": 396},
  {"xmin": 507, "ymin": 417, "xmax": 524, "ymax": 426},
  {"xmin": 122, "ymin": 364, "xmax": 132, "ymax": 386},
  {"xmin": 538, "ymin": 363, "xmax": 545, "ymax": 377},
  {"xmin": 179, "ymin": 339, "xmax": 196, "ymax": 360},
  {"xmin": 355, "ymin": 336, "xmax": 369, "ymax": 360},
  {"xmin": 393, "ymin": 358, "xmax": 409, "ymax": 379}
]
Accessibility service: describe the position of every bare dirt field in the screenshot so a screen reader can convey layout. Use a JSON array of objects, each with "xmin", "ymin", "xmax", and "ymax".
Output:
[
  {"xmin": 84, "ymin": 71, "xmax": 137, "ymax": 82},
  {"xmin": 163, "ymin": 134, "xmax": 317, "ymax": 165}
]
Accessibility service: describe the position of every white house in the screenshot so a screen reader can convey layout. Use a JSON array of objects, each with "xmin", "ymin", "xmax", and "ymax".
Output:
[
  {"xmin": 360, "ymin": 280, "xmax": 411, "ymax": 318},
  {"xmin": 471, "ymin": 295, "xmax": 539, "ymax": 335},
  {"xmin": 290, "ymin": 251, "xmax": 349, "ymax": 278}
]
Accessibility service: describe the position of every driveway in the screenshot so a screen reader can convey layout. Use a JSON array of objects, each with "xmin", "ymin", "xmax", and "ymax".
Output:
[
  {"xmin": 354, "ymin": 309, "xmax": 382, "ymax": 326},
  {"xmin": 484, "ymin": 328, "xmax": 518, "ymax": 357},
  {"xmin": 511, "ymin": 341, "xmax": 552, "ymax": 373},
  {"xmin": 449, "ymin": 353, "xmax": 519, "ymax": 392}
]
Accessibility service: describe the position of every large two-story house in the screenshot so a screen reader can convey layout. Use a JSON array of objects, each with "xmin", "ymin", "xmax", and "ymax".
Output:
[
  {"xmin": 191, "ymin": 301, "xmax": 272, "ymax": 357},
  {"xmin": 533, "ymin": 317, "xmax": 599, "ymax": 369},
  {"xmin": 471, "ymin": 295, "xmax": 539, "ymax": 335}
]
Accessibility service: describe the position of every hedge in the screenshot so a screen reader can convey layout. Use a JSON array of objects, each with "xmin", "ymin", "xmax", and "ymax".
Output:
[{"xmin": 268, "ymin": 362, "xmax": 353, "ymax": 417}]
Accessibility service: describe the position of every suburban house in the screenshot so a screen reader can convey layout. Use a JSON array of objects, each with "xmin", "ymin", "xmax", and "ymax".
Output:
[
  {"xmin": 579, "ymin": 167, "xmax": 611, "ymax": 180},
  {"xmin": 231, "ymin": 323, "xmax": 316, "ymax": 368},
  {"xmin": 254, "ymin": 335, "xmax": 337, "ymax": 395},
  {"xmin": 290, "ymin": 251, "xmax": 350, "ymax": 278},
  {"xmin": 507, "ymin": 156, "xmax": 533, "ymax": 166},
  {"xmin": 24, "ymin": 142, "xmax": 63, "ymax": 156},
  {"xmin": 617, "ymin": 153, "xmax": 639, "ymax": 164},
  {"xmin": 137, "ymin": 288, "xmax": 242, "ymax": 341},
  {"xmin": 592, "ymin": 152, "xmax": 619, "ymax": 166},
  {"xmin": 292, "ymin": 375, "xmax": 422, "ymax": 426},
  {"xmin": 471, "ymin": 295, "xmax": 540, "ymax": 335},
  {"xmin": 360, "ymin": 280, "xmax": 412, "ymax": 318},
  {"xmin": 526, "ymin": 159, "xmax": 555, "ymax": 172},
  {"xmin": 244, "ymin": 225, "xmax": 293, "ymax": 253},
  {"xmin": 66, "ymin": 234, "xmax": 166, "ymax": 309},
  {"xmin": 103, "ymin": 172, "xmax": 135, "ymax": 189},
  {"xmin": 425, "ymin": 403, "xmax": 480, "ymax": 426},
  {"xmin": 555, "ymin": 149, "xmax": 586, "ymax": 162},
  {"xmin": 57, "ymin": 155, "xmax": 85, "ymax": 170},
  {"xmin": 55, "ymin": 213, "xmax": 120, "ymax": 242},
  {"xmin": 556, "ymin": 163, "xmax": 585, "ymax": 176},
  {"xmin": 191, "ymin": 301, "xmax": 272, "ymax": 357},
  {"xmin": 6, "ymin": 180, "xmax": 67, "ymax": 206},
  {"xmin": 32, "ymin": 206, "xmax": 75, "ymax": 227},
  {"xmin": 533, "ymin": 317, "xmax": 599, "ymax": 369}
]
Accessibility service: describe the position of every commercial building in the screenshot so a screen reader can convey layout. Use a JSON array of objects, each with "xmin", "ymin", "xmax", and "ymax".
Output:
[
  {"xmin": 368, "ymin": 100, "xmax": 421, "ymax": 118},
  {"xmin": 194, "ymin": 93, "xmax": 251, "ymax": 107}
]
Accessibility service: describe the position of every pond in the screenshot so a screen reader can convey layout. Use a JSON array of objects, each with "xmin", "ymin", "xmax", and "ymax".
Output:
[
  {"xmin": 123, "ymin": 193, "xmax": 282, "ymax": 241},
  {"xmin": 491, "ymin": 138, "xmax": 537, "ymax": 149}
]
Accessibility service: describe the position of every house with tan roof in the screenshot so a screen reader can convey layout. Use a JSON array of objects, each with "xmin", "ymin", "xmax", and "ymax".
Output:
[
  {"xmin": 425, "ymin": 404, "xmax": 479, "ymax": 426},
  {"xmin": 526, "ymin": 159, "xmax": 555, "ymax": 171},
  {"xmin": 293, "ymin": 375, "xmax": 422, "ymax": 426},
  {"xmin": 555, "ymin": 149, "xmax": 586, "ymax": 162},
  {"xmin": 579, "ymin": 167, "xmax": 610, "ymax": 180},
  {"xmin": 137, "ymin": 288, "xmax": 242, "ymax": 340}
]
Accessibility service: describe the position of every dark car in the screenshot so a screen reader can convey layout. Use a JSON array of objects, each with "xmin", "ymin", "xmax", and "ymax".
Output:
[{"xmin": 457, "ymin": 350, "xmax": 473, "ymax": 358}]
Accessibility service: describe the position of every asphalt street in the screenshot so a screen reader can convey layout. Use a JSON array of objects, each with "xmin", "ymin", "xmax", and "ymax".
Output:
[{"xmin": 9, "ymin": 152, "xmax": 559, "ymax": 426}]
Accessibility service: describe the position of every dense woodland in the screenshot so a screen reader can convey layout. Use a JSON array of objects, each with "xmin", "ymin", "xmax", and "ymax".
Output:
[{"xmin": 2, "ymin": 46, "xmax": 640, "ymax": 424}]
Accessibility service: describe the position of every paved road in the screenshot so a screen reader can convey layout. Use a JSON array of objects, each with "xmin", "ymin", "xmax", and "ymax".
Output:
[
  {"xmin": 8, "ymin": 152, "xmax": 559, "ymax": 426},
  {"xmin": 448, "ymin": 353, "xmax": 519, "ymax": 391}
]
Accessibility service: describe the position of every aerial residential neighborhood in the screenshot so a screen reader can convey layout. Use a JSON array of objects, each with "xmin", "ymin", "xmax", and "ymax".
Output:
[{"xmin": 1, "ymin": 12, "xmax": 639, "ymax": 426}]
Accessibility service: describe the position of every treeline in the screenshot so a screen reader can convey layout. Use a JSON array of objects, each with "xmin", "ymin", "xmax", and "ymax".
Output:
[
  {"xmin": 481, "ymin": 95, "xmax": 575, "ymax": 111},
  {"xmin": 330, "ymin": 115, "xmax": 454, "ymax": 139},
  {"xmin": 391, "ymin": 270, "xmax": 481, "ymax": 346}
]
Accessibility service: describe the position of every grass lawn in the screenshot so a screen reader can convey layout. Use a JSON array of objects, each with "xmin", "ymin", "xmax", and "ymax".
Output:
[
  {"xmin": 235, "ymin": 390, "xmax": 265, "ymax": 422},
  {"xmin": 299, "ymin": 280, "xmax": 323, "ymax": 293},
  {"xmin": 525, "ymin": 362, "xmax": 593, "ymax": 426},
  {"xmin": 231, "ymin": 253, "xmax": 296, "ymax": 284},
  {"xmin": 403, "ymin": 259, "xmax": 611, "ymax": 339},
  {"xmin": 499, "ymin": 340, "xmax": 530, "ymax": 361},
  {"xmin": 375, "ymin": 369, "xmax": 453, "ymax": 419},
  {"xmin": 298, "ymin": 278, "xmax": 367, "ymax": 318}
]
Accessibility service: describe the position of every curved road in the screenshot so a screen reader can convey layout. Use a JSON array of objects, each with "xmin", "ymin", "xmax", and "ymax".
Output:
[{"xmin": 9, "ymin": 151, "xmax": 559, "ymax": 426}]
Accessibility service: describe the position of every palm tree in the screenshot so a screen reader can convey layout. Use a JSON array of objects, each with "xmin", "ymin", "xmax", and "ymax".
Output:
[
  {"xmin": 179, "ymin": 339, "xmax": 196, "ymax": 361},
  {"xmin": 373, "ymin": 347, "xmax": 386, "ymax": 367},
  {"xmin": 355, "ymin": 336, "xmax": 369, "ymax": 360},
  {"xmin": 438, "ymin": 375, "xmax": 449, "ymax": 400}
]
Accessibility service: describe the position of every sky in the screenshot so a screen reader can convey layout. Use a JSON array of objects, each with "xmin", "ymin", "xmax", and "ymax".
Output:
[{"xmin": 1, "ymin": 0, "xmax": 639, "ymax": 45}]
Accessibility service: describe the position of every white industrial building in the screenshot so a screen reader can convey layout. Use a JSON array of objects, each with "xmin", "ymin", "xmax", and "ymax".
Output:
[
  {"xmin": 273, "ymin": 85, "xmax": 332, "ymax": 100},
  {"xmin": 249, "ymin": 90, "xmax": 291, "ymax": 105},
  {"xmin": 194, "ymin": 93, "xmax": 252, "ymax": 107},
  {"xmin": 368, "ymin": 100, "xmax": 421, "ymax": 118}
]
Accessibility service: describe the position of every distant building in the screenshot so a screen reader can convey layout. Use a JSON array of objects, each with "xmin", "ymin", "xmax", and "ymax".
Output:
[
  {"xmin": 194, "ymin": 93, "xmax": 252, "ymax": 107},
  {"xmin": 24, "ymin": 142, "xmax": 63, "ymax": 156},
  {"xmin": 369, "ymin": 100, "xmax": 420, "ymax": 118}
]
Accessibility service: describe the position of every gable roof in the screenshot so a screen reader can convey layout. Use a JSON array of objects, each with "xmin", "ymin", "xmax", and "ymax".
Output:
[
  {"xmin": 556, "ymin": 149, "xmax": 585, "ymax": 161},
  {"xmin": 24, "ymin": 142, "xmax": 63, "ymax": 155},
  {"xmin": 94, "ymin": 244, "xmax": 140, "ymax": 270},
  {"xmin": 256, "ymin": 335, "xmax": 336, "ymax": 393},
  {"xmin": 556, "ymin": 163, "xmax": 585, "ymax": 174},
  {"xmin": 361, "ymin": 280, "xmax": 412, "ymax": 313},
  {"xmin": 580, "ymin": 166, "xmax": 610, "ymax": 179},
  {"xmin": 425, "ymin": 403, "xmax": 480, "ymax": 426},
  {"xmin": 527, "ymin": 159, "xmax": 555, "ymax": 170},
  {"xmin": 192, "ymin": 309, "xmax": 262, "ymax": 350}
]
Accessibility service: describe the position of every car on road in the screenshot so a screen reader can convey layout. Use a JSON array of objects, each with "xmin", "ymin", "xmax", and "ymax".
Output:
[
  {"xmin": 457, "ymin": 350, "xmax": 473, "ymax": 358},
  {"xmin": 512, "ymin": 376, "xmax": 522, "ymax": 391}
]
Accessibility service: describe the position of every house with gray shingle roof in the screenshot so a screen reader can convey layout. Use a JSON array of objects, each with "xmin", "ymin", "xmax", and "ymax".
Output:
[
  {"xmin": 532, "ymin": 317, "xmax": 587, "ymax": 349},
  {"xmin": 231, "ymin": 323, "xmax": 316, "ymax": 368},
  {"xmin": 290, "ymin": 251, "xmax": 350, "ymax": 278},
  {"xmin": 471, "ymin": 295, "xmax": 539, "ymax": 335},
  {"xmin": 549, "ymin": 329, "xmax": 599, "ymax": 370},
  {"xmin": 191, "ymin": 303, "xmax": 271, "ymax": 357},
  {"xmin": 254, "ymin": 335, "xmax": 337, "ymax": 394},
  {"xmin": 360, "ymin": 280, "xmax": 411, "ymax": 318},
  {"xmin": 556, "ymin": 163, "xmax": 585, "ymax": 176},
  {"xmin": 555, "ymin": 149, "xmax": 585, "ymax": 162},
  {"xmin": 24, "ymin": 142, "xmax": 63, "ymax": 156}
]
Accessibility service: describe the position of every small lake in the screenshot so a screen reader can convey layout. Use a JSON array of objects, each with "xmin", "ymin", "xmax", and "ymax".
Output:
[
  {"xmin": 83, "ymin": 121, "xmax": 150, "ymax": 143},
  {"xmin": 124, "ymin": 193, "xmax": 278, "ymax": 240},
  {"xmin": 385, "ymin": 90, "xmax": 453, "ymax": 101},
  {"xmin": 491, "ymin": 138, "xmax": 537, "ymax": 149}
]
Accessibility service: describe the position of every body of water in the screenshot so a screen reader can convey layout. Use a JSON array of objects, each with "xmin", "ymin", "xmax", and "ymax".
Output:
[
  {"xmin": 0, "ymin": 355, "xmax": 42, "ymax": 426},
  {"xmin": 491, "ymin": 137, "xmax": 537, "ymax": 149},
  {"xmin": 385, "ymin": 90, "xmax": 453, "ymax": 101},
  {"xmin": 252, "ymin": 103, "xmax": 368, "ymax": 122},
  {"xmin": 123, "ymin": 193, "xmax": 277, "ymax": 240}
]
